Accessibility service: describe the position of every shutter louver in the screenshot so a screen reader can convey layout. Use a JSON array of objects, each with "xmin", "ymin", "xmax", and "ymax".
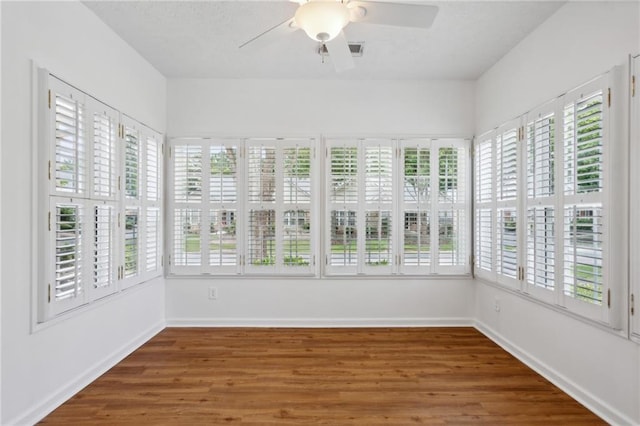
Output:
[
  {"xmin": 402, "ymin": 143, "xmax": 431, "ymax": 270},
  {"xmin": 497, "ymin": 208, "xmax": 517, "ymax": 279},
  {"xmin": 174, "ymin": 145, "xmax": 202, "ymax": 203},
  {"xmin": 55, "ymin": 203, "xmax": 83, "ymax": 301},
  {"xmin": 563, "ymin": 205, "xmax": 603, "ymax": 305},
  {"xmin": 124, "ymin": 128, "xmax": 140, "ymax": 199},
  {"xmin": 146, "ymin": 136, "xmax": 159, "ymax": 201},
  {"xmin": 124, "ymin": 208, "xmax": 139, "ymax": 277},
  {"xmin": 173, "ymin": 208, "xmax": 201, "ymax": 267},
  {"xmin": 93, "ymin": 204, "xmax": 113, "ymax": 289},
  {"xmin": 209, "ymin": 144, "xmax": 239, "ymax": 269},
  {"xmin": 497, "ymin": 129, "xmax": 518, "ymax": 201},
  {"xmin": 55, "ymin": 94, "xmax": 85, "ymax": 194},
  {"xmin": 527, "ymin": 207, "xmax": 555, "ymax": 290},
  {"xmin": 475, "ymin": 209, "xmax": 492, "ymax": 271},
  {"xmin": 474, "ymin": 136, "xmax": 493, "ymax": 274},
  {"xmin": 93, "ymin": 112, "xmax": 116, "ymax": 198},
  {"xmin": 283, "ymin": 146, "xmax": 312, "ymax": 268},
  {"xmin": 437, "ymin": 145, "xmax": 467, "ymax": 268},
  {"xmin": 564, "ymin": 92, "xmax": 604, "ymax": 195},
  {"xmin": 146, "ymin": 207, "xmax": 159, "ymax": 272},
  {"xmin": 210, "ymin": 209, "xmax": 237, "ymax": 267},
  {"xmin": 364, "ymin": 144, "xmax": 393, "ymax": 268}
]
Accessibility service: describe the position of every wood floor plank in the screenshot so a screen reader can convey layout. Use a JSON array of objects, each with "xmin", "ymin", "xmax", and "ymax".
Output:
[{"xmin": 39, "ymin": 327, "xmax": 605, "ymax": 425}]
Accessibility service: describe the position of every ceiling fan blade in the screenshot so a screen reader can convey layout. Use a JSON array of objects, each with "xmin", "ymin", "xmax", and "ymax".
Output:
[
  {"xmin": 325, "ymin": 31, "xmax": 355, "ymax": 73},
  {"xmin": 239, "ymin": 17, "xmax": 298, "ymax": 49},
  {"xmin": 348, "ymin": 1, "xmax": 438, "ymax": 29}
]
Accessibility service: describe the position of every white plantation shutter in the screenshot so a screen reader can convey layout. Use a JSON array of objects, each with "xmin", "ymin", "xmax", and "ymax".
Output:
[
  {"xmin": 91, "ymin": 203, "xmax": 116, "ymax": 299},
  {"xmin": 168, "ymin": 137, "xmax": 315, "ymax": 276},
  {"xmin": 209, "ymin": 143, "xmax": 239, "ymax": 273},
  {"xmin": 363, "ymin": 141, "xmax": 393, "ymax": 273},
  {"xmin": 282, "ymin": 144, "xmax": 312, "ymax": 270},
  {"xmin": 246, "ymin": 142, "xmax": 277, "ymax": 272},
  {"xmin": 142, "ymin": 130, "xmax": 163, "ymax": 279},
  {"xmin": 524, "ymin": 104, "xmax": 556, "ymax": 301},
  {"xmin": 399, "ymin": 139, "xmax": 431, "ymax": 273},
  {"xmin": 121, "ymin": 117, "xmax": 164, "ymax": 288},
  {"xmin": 40, "ymin": 72, "xmax": 165, "ymax": 321},
  {"xmin": 49, "ymin": 200, "xmax": 86, "ymax": 315},
  {"xmin": 495, "ymin": 121, "xmax": 521, "ymax": 288},
  {"xmin": 327, "ymin": 141, "xmax": 359, "ymax": 273},
  {"xmin": 123, "ymin": 208, "xmax": 139, "ymax": 279},
  {"xmin": 90, "ymin": 102, "xmax": 118, "ymax": 199},
  {"xmin": 435, "ymin": 140, "xmax": 468, "ymax": 273},
  {"xmin": 245, "ymin": 138, "xmax": 315, "ymax": 275},
  {"xmin": 146, "ymin": 207, "xmax": 160, "ymax": 272},
  {"xmin": 171, "ymin": 141, "xmax": 205, "ymax": 273},
  {"xmin": 559, "ymin": 77, "xmax": 609, "ymax": 319},
  {"xmin": 50, "ymin": 80, "xmax": 86, "ymax": 196},
  {"xmin": 474, "ymin": 70, "xmax": 619, "ymax": 325},
  {"xmin": 474, "ymin": 133, "xmax": 494, "ymax": 277}
]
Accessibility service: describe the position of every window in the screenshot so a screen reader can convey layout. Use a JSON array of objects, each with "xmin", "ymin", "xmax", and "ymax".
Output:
[
  {"xmin": 168, "ymin": 137, "xmax": 317, "ymax": 276},
  {"xmin": 168, "ymin": 137, "xmax": 470, "ymax": 277},
  {"xmin": 474, "ymin": 71, "xmax": 621, "ymax": 325},
  {"xmin": 38, "ymin": 71, "xmax": 163, "ymax": 321},
  {"xmin": 325, "ymin": 138, "xmax": 470, "ymax": 276}
]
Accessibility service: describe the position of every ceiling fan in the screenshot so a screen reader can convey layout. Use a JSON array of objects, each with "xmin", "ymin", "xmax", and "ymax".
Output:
[{"xmin": 239, "ymin": 0, "xmax": 439, "ymax": 72}]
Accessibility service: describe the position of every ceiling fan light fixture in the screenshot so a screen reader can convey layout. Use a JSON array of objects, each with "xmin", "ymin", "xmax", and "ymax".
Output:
[{"xmin": 294, "ymin": 1, "xmax": 350, "ymax": 42}]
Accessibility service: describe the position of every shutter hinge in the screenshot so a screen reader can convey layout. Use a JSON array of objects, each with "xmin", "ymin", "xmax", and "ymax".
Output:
[
  {"xmin": 48, "ymin": 160, "xmax": 51, "ymax": 180},
  {"xmin": 168, "ymin": 255, "xmax": 172, "ymax": 266},
  {"xmin": 48, "ymin": 90, "xmax": 51, "ymax": 109},
  {"xmin": 325, "ymin": 255, "xmax": 328, "ymax": 265},
  {"xmin": 162, "ymin": 143, "xmax": 164, "ymax": 155},
  {"xmin": 632, "ymin": 76, "xmax": 636, "ymax": 97},
  {"xmin": 607, "ymin": 88, "xmax": 611, "ymax": 108},
  {"xmin": 470, "ymin": 255, "xmax": 474, "ymax": 267},
  {"xmin": 631, "ymin": 294, "xmax": 635, "ymax": 316},
  {"xmin": 48, "ymin": 211, "xmax": 51, "ymax": 231},
  {"xmin": 48, "ymin": 283, "xmax": 51, "ymax": 303},
  {"xmin": 326, "ymin": 147, "xmax": 328, "ymax": 158},
  {"xmin": 118, "ymin": 213, "xmax": 121, "ymax": 227},
  {"xmin": 118, "ymin": 176, "xmax": 121, "ymax": 191},
  {"xmin": 607, "ymin": 288, "xmax": 611, "ymax": 308},
  {"xmin": 161, "ymin": 255, "xmax": 164, "ymax": 267}
]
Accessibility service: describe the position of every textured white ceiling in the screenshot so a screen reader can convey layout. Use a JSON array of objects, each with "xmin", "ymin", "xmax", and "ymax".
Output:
[{"xmin": 83, "ymin": 1, "xmax": 564, "ymax": 80}]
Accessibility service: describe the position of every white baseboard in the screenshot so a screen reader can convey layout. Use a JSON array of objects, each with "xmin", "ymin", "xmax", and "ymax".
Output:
[
  {"xmin": 7, "ymin": 321, "xmax": 165, "ymax": 426},
  {"xmin": 474, "ymin": 320, "xmax": 636, "ymax": 426},
  {"xmin": 167, "ymin": 317, "xmax": 474, "ymax": 328}
]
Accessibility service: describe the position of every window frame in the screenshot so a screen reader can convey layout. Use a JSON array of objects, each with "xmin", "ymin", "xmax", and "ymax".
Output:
[
  {"xmin": 167, "ymin": 137, "xmax": 318, "ymax": 277},
  {"xmin": 37, "ymin": 70, "xmax": 164, "ymax": 323},
  {"xmin": 474, "ymin": 70, "xmax": 623, "ymax": 327}
]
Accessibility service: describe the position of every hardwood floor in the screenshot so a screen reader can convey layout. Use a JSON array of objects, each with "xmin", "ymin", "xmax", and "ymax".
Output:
[{"xmin": 41, "ymin": 327, "xmax": 604, "ymax": 425}]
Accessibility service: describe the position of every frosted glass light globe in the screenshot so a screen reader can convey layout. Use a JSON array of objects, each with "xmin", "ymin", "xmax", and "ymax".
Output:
[{"xmin": 294, "ymin": 1, "xmax": 350, "ymax": 42}]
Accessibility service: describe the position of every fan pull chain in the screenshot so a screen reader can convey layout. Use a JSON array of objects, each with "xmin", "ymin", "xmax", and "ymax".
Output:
[{"xmin": 321, "ymin": 43, "xmax": 326, "ymax": 64}]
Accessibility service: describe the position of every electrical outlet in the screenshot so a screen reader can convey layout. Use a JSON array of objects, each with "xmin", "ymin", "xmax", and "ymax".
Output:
[
  {"xmin": 494, "ymin": 297, "xmax": 501, "ymax": 312},
  {"xmin": 208, "ymin": 287, "xmax": 218, "ymax": 300}
]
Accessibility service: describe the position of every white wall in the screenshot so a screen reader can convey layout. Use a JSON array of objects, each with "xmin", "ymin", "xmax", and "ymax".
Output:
[
  {"xmin": 475, "ymin": 2, "xmax": 640, "ymax": 424},
  {"xmin": 168, "ymin": 79, "xmax": 475, "ymax": 136},
  {"xmin": 167, "ymin": 78, "xmax": 475, "ymax": 325},
  {"xmin": 1, "ymin": 2, "xmax": 167, "ymax": 424}
]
